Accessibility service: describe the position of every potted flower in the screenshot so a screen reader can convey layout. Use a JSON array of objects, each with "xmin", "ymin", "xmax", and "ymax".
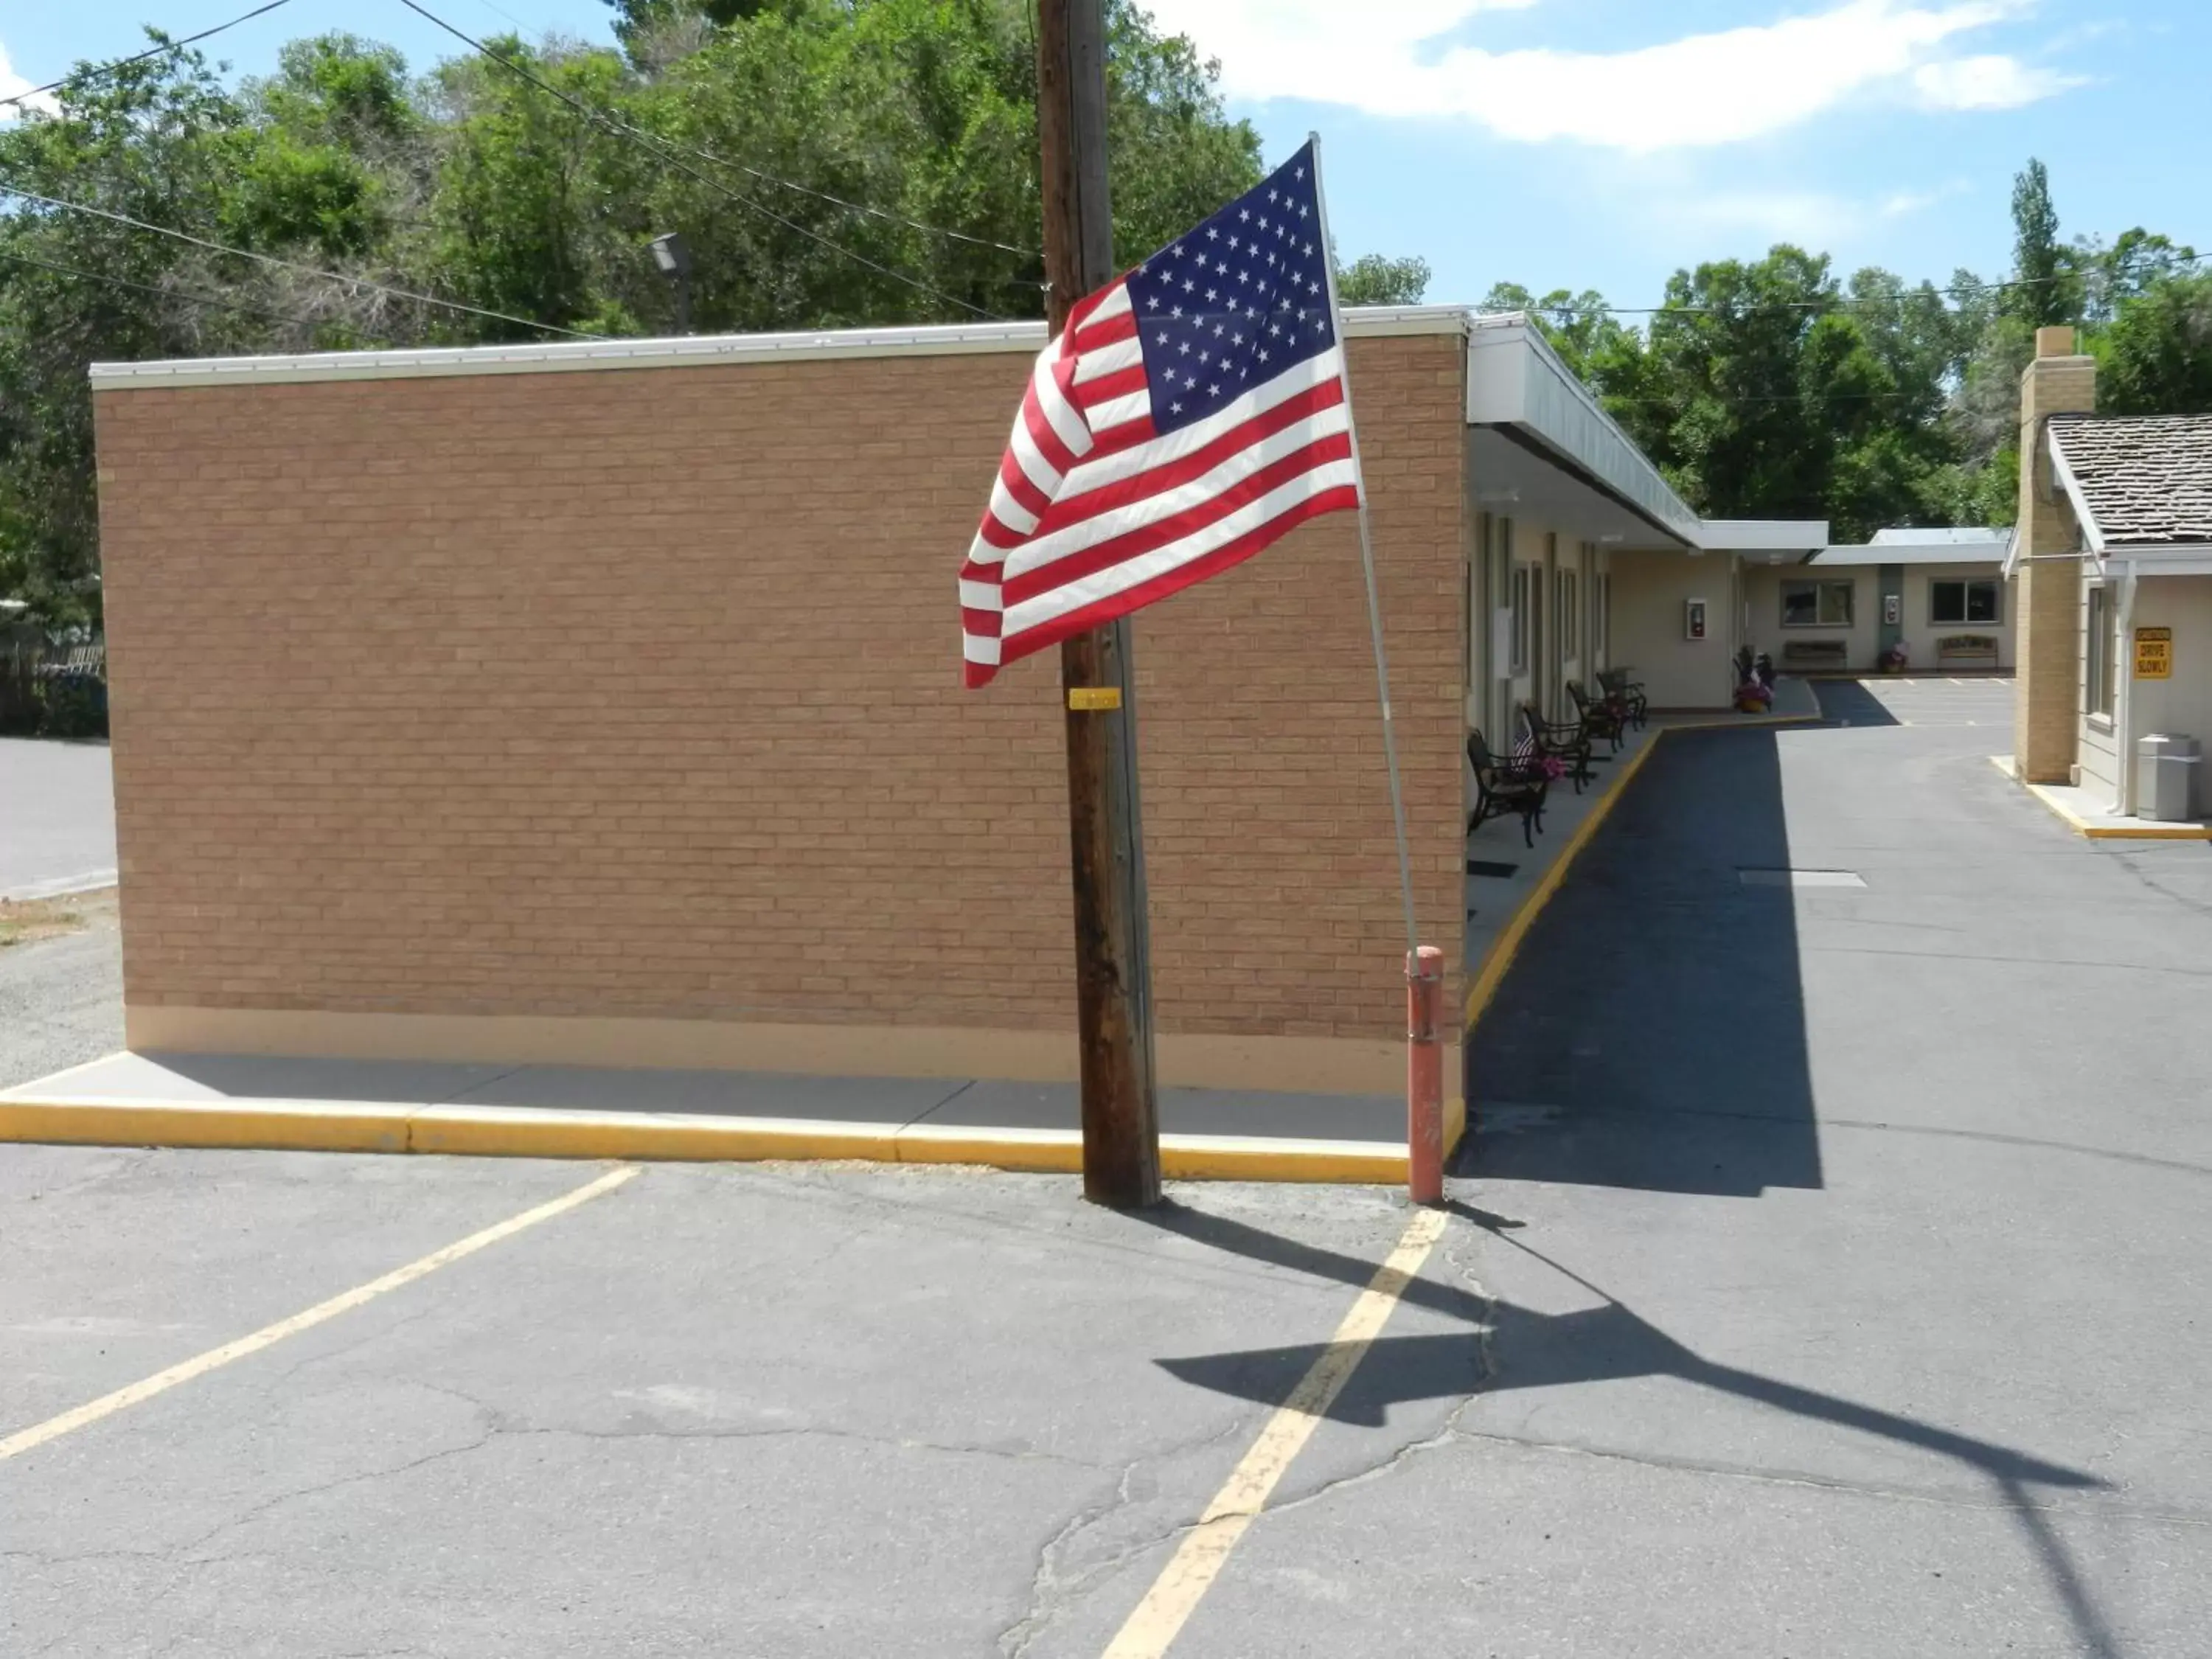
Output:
[
  {"xmin": 1879, "ymin": 641, "xmax": 1910, "ymax": 674},
  {"xmin": 1735, "ymin": 676, "xmax": 1773, "ymax": 713}
]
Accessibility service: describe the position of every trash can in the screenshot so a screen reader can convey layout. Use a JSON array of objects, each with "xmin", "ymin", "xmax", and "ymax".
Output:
[{"xmin": 2137, "ymin": 734, "xmax": 2201, "ymax": 821}]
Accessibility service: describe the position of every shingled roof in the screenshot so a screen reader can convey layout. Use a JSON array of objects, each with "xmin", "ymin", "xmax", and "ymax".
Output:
[{"xmin": 2048, "ymin": 414, "xmax": 2212, "ymax": 548}]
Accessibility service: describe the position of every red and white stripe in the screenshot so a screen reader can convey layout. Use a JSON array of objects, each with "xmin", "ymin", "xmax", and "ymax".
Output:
[{"xmin": 959, "ymin": 282, "xmax": 1361, "ymax": 688}]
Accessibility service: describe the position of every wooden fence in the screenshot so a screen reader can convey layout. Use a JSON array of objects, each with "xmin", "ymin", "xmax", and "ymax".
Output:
[{"xmin": 1, "ymin": 637, "xmax": 106, "ymax": 737}]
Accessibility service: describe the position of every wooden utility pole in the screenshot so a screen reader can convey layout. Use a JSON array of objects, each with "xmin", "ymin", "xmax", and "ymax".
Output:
[{"xmin": 1035, "ymin": 0, "xmax": 1161, "ymax": 1208}]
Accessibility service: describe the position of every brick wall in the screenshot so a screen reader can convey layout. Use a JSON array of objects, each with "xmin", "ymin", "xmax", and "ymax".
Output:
[
  {"xmin": 93, "ymin": 332, "xmax": 1466, "ymax": 1060},
  {"xmin": 2014, "ymin": 335, "xmax": 2096, "ymax": 782}
]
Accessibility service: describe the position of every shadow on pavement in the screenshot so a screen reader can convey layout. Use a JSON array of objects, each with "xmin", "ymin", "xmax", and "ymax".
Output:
[
  {"xmin": 1801, "ymin": 678, "xmax": 1903, "ymax": 727},
  {"xmin": 1461, "ymin": 729, "xmax": 1823, "ymax": 1197},
  {"xmin": 1142, "ymin": 1201, "xmax": 2120, "ymax": 1658}
]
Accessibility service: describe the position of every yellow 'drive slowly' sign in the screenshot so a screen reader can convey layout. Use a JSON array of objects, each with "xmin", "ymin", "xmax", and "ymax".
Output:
[{"xmin": 2135, "ymin": 627, "xmax": 2174, "ymax": 680}]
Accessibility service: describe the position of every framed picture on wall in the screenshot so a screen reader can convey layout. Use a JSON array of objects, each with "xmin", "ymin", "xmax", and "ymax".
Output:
[{"xmin": 1685, "ymin": 597, "xmax": 1708, "ymax": 641}]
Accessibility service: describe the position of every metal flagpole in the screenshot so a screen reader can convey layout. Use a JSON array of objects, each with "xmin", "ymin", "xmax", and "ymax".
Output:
[{"xmin": 1307, "ymin": 131, "xmax": 1419, "ymax": 958}]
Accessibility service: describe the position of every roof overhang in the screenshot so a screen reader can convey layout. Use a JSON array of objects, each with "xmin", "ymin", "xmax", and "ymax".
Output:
[
  {"xmin": 1811, "ymin": 539, "xmax": 2009, "ymax": 568},
  {"xmin": 2097, "ymin": 544, "xmax": 2212, "ymax": 577},
  {"xmin": 1466, "ymin": 313, "xmax": 1702, "ymax": 549},
  {"xmin": 1698, "ymin": 518, "xmax": 1830, "ymax": 553}
]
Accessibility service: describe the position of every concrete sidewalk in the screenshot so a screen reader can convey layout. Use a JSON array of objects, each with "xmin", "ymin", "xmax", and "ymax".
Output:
[
  {"xmin": 1992, "ymin": 754, "xmax": 2212, "ymax": 839},
  {"xmin": 1, "ymin": 1050, "xmax": 1420, "ymax": 1183}
]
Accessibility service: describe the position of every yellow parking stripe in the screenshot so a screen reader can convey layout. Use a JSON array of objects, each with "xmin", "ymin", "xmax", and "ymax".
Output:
[
  {"xmin": 0, "ymin": 1164, "xmax": 637, "ymax": 1461},
  {"xmin": 1101, "ymin": 1205, "xmax": 1450, "ymax": 1658}
]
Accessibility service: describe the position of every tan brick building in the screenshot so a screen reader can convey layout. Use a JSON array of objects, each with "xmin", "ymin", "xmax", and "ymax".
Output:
[
  {"xmin": 88, "ymin": 306, "xmax": 1820, "ymax": 1105},
  {"xmin": 2005, "ymin": 327, "xmax": 2212, "ymax": 818}
]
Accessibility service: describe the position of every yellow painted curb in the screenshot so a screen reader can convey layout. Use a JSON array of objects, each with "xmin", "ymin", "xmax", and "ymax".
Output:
[
  {"xmin": 410, "ymin": 1106, "xmax": 901, "ymax": 1163},
  {"xmin": 894, "ymin": 1122, "xmax": 1085, "ymax": 1174},
  {"xmin": 0, "ymin": 1096, "xmax": 1411, "ymax": 1183},
  {"xmin": 1160, "ymin": 1132, "xmax": 1405, "ymax": 1184},
  {"xmin": 0, "ymin": 1098, "xmax": 412, "ymax": 1155},
  {"xmin": 1464, "ymin": 734, "xmax": 1663, "ymax": 1029},
  {"xmin": 1989, "ymin": 754, "xmax": 2212, "ymax": 840}
]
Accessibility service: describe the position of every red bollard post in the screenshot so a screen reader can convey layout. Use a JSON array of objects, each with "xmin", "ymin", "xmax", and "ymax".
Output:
[{"xmin": 1406, "ymin": 945, "xmax": 1444, "ymax": 1204}]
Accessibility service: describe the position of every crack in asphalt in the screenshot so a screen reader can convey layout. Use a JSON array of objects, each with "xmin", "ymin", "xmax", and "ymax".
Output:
[
  {"xmin": 994, "ymin": 1411, "xmax": 1265, "ymax": 1659},
  {"xmin": 995, "ymin": 1220, "xmax": 1498, "ymax": 1657},
  {"xmin": 10, "ymin": 1147, "xmax": 156, "ymax": 1205}
]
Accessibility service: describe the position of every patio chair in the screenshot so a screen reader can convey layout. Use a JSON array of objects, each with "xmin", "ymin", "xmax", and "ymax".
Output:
[
  {"xmin": 1596, "ymin": 667, "xmax": 1647, "ymax": 729},
  {"xmin": 1467, "ymin": 731, "xmax": 1547, "ymax": 848},
  {"xmin": 1518, "ymin": 703, "xmax": 1593, "ymax": 793},
  {"xmin": 1567, "ymin": 680, "xmax": 1630, "ymax": 753}
]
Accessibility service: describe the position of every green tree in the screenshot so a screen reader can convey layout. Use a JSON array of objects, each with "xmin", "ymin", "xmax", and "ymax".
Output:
[
  {"xmin": 2098, "ymin": 274, "xmax": 2212, "ymax": 414},
  {"xmin": 2006, "ymin": 157, "xmax": 2081, "ymax": 327},
  {"xmin": 1335, "ymin": 252, "xmax": 1429, "ymax": 306},
  {"xmin": 0, "ymin": 41, "xmax": 271, "ymax": 625},
  {"xmin": 0, "ymin": 3, "xmax": 1267, "ymax": 619}
]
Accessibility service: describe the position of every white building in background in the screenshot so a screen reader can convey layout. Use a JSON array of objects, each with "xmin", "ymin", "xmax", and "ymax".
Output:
[{"xmin": 1739, "ymin": 526, "xmax": 2014, "ymax": 676}]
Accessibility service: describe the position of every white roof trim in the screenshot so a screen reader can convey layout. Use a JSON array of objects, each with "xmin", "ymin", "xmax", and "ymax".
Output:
[
  {"xmin": 88, "ymin": 305, "xmax": 1472, "ymax": 391},
  {"xmin": 2106, "ymin": 545, "xmax": 2212, "ymax": 576},
  {"xmin": 1809, "ymin": 541, "xmax": 2009, "ymax": 568},
  {"xmin": 1699, "ymin": 518, "xmax": 1830, "ymax": 552},
  {"xmin": 1466, "ymin": 313, "xmax": 1701, "ymax": 548},
  {"xmin": 2045, "ymin": 425, "xmax": 2107, "ymax": 555}
]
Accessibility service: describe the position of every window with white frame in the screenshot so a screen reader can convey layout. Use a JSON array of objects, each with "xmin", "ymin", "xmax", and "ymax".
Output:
[
  {"xmin": 1781, "ymin": 579, "xmax": 1854, "ymax": 628},
  {"xmin": 1559, "ymin": 569, "xmax": 1579, "ymax": 658},
  {"xmin": 1930, "ymin": 579, "xmax": 2001, "ymax": 625},
  {"xmin": 1510, "ymin": 565, "xmax": 1530, "ymax": 672},
  {"xmin": 2087, "ymin": 585, "xmax": 2115, "ymax": 717}
]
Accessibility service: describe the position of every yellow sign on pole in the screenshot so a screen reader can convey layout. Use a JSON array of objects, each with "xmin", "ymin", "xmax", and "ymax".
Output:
[
  {"xmin": 2135, "ymin": 627, "xmax": 2173, "ymax": 680},
  {"xmin": 1066, "ymin": 686, "xmax": 1123, "ymax": 712}
]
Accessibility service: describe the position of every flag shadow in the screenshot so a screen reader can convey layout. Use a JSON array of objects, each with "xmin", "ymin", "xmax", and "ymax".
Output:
[{"xmin": 1140, "ymin": 1201, "xmax": 2120, "ymax": 1658}]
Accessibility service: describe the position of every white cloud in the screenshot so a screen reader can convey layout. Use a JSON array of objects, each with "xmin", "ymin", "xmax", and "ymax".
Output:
[
  {"xmin": 1911, "ymin": 53, "xmax": 2081, "ymax": 108},
  {"xmin": 0, "ymin": 41, "xmax": 59, "ymax": 122},
  {"xmin": 1679, "ymin": 189, "xmax": 1863, "ymax": 242},
  {"xmin": 1879, "ymin": 178, "xmax": 1972, "ymax": 216},
  {"xmin": 1144, "ymin": 0, "xmax": 2076, "ymax": 150}
]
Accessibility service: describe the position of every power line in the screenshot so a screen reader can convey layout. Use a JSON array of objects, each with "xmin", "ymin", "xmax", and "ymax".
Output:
[
  {"xmin": 0, "ymin": 0, "xmax": 295, "ymax": 113},
  {"xmin": 0, "ymin": 246, "xmax": 355, "ymax": 333},
  {"xmin": 393, "ymin": 0, "xmax": 1014, "ymax": 321},
  {"xmin": 0, "ymin": 179, "xmax": 601, "ymax": 338},
  {"xmin": 394, "ymin": 0, "xmax": 1037, "ymax": 264}
]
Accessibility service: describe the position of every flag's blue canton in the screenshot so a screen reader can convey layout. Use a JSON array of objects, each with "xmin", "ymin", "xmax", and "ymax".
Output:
[{"xmin": 1123, "ymin": 142, "xmax": 1336, "ymax": 437}]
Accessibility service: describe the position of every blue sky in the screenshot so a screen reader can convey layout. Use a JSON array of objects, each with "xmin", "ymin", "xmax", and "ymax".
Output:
[{"xmin": 4, "ymin": 0, "xmax": 2208, "ymax": 310}]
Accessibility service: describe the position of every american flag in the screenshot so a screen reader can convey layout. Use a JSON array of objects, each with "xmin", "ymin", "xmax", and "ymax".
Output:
[{"xmin": 960, "ymin": 140, "xmax": 1360, "ymax": 689}]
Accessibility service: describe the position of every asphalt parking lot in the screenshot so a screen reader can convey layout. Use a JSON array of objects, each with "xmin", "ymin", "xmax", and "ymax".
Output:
[
  {"xmin": 0, "ymin": 737, "xmax": 116, "ymax": 900},
  {"xmin": 4, "ymin": 1149, "xmax": 1479, "ymax": 1658},
  {"xmin": 9, "ymin": 679, "xmax": 2212, "ymax": 1656}
]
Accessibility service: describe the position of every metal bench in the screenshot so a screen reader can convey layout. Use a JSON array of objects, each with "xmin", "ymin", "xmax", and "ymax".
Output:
[
  {"xmin": 1781, "ymin": 639, "xmax": 1849, "ymax": 671},
  {"xmin": 1467, "ymin": 731, "xmax": 1547, "ymax": 848},
  {"xmin": 1935, "ymin": 634, "xmax": 1999, "ymax": 669}
]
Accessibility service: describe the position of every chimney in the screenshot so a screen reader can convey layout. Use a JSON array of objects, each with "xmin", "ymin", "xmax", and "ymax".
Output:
[{"xmin": 2013, "ymin": 324, "xmax": 2098, "ymax": 783}]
